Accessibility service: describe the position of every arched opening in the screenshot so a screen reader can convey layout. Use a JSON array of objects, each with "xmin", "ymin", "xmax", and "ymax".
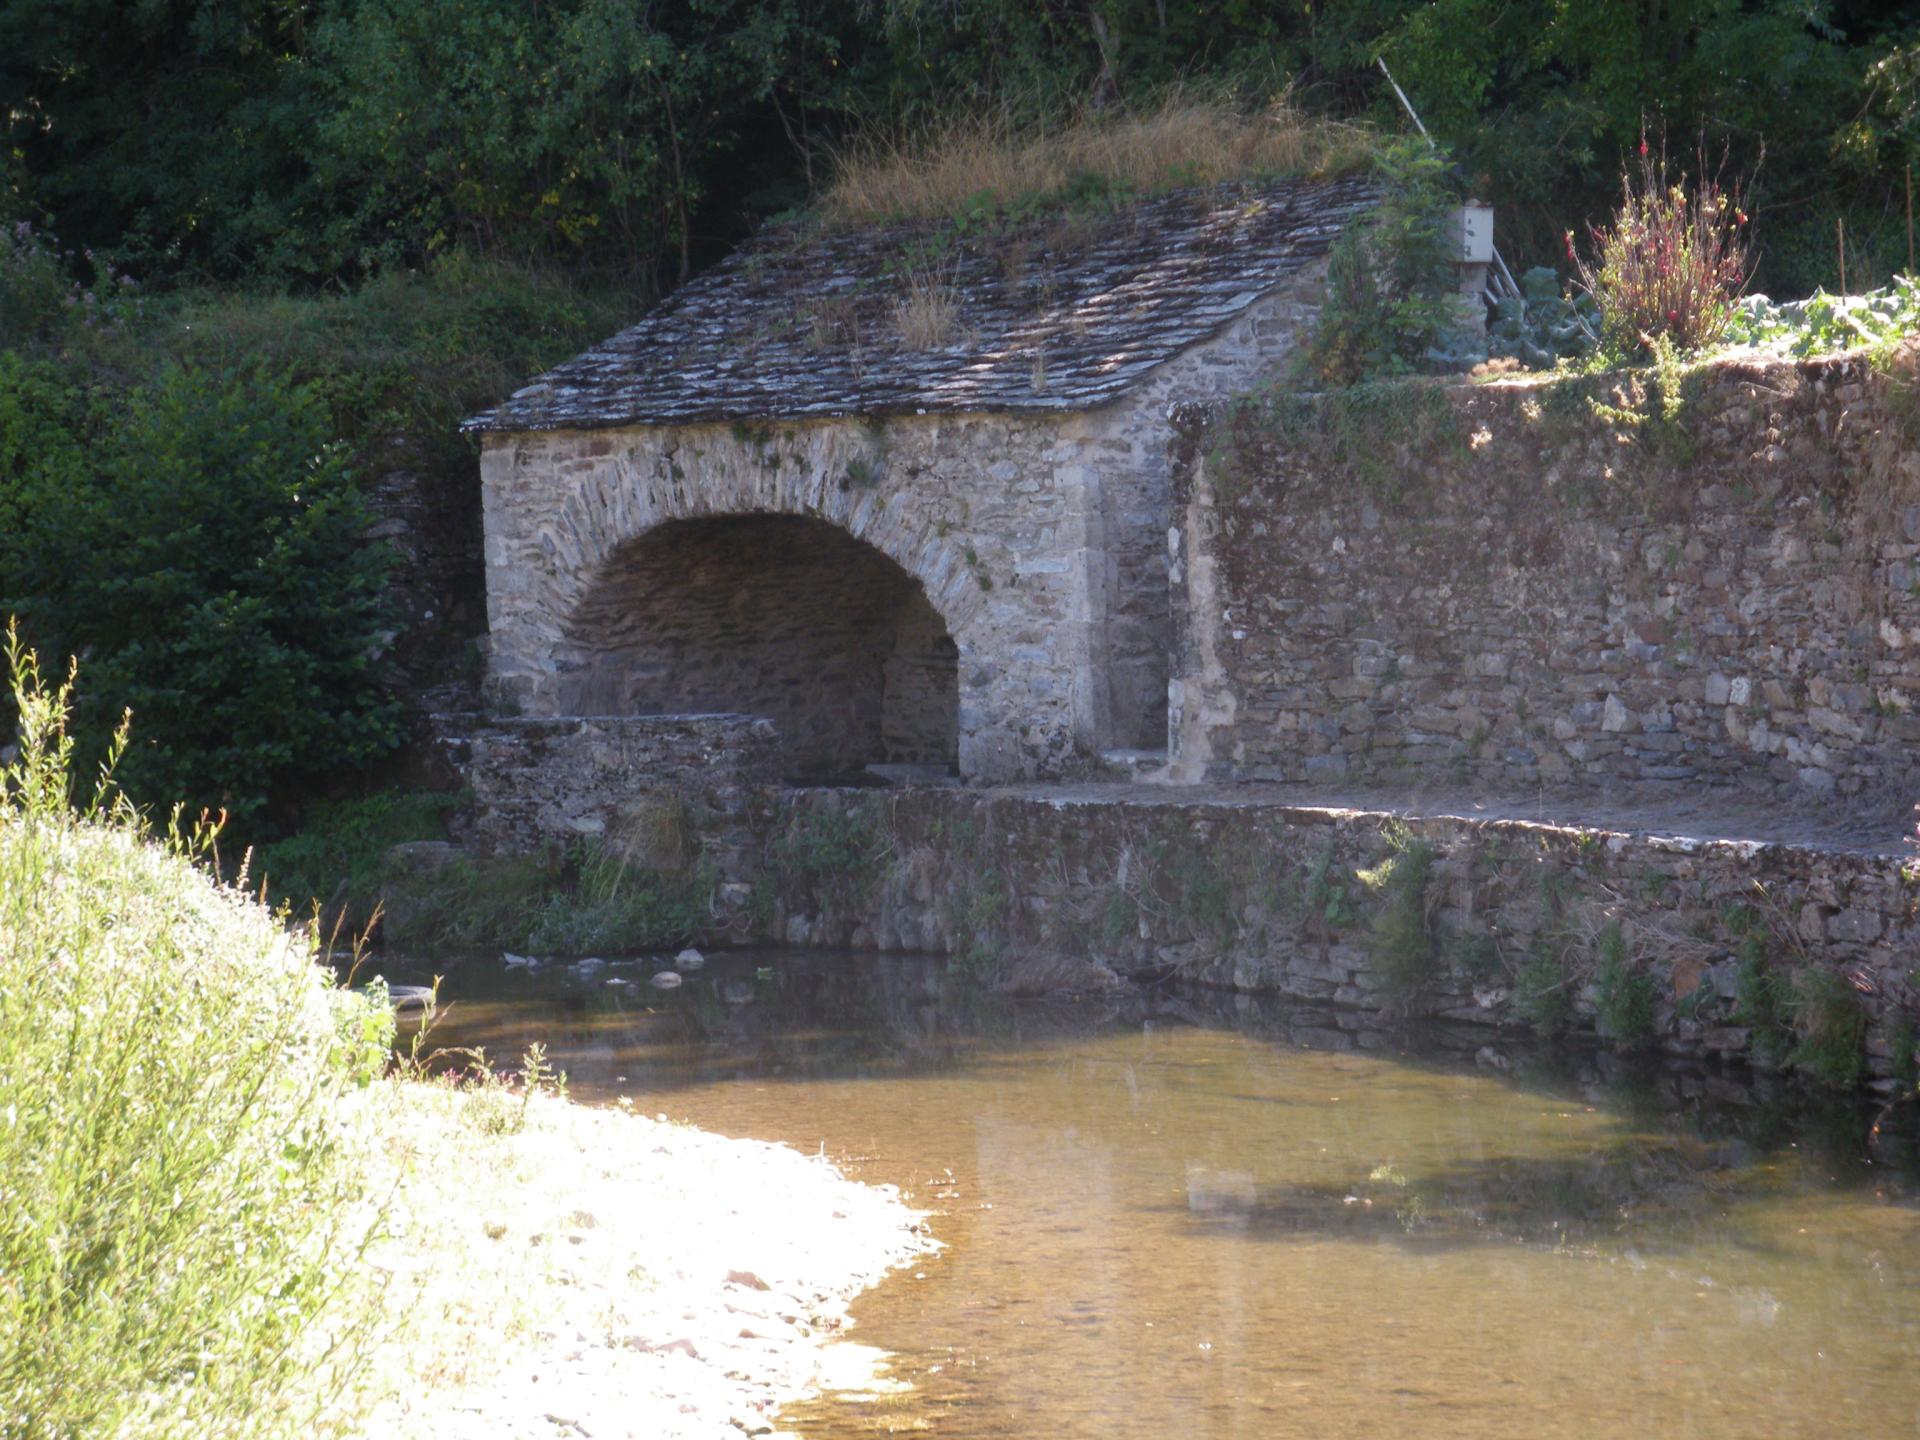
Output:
[{"xmin": 559, "ymin": 514, "xmax": 959, "ymax": 782}]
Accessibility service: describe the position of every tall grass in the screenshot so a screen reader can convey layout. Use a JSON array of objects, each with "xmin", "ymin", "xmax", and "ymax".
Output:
[
  {"xmin": 821, "ymin": 89, "xmax": 1373, "ymax": 224},
  {"xmin": 0, "ymin": 631, "xmax": 390, "ymax": 1439}
]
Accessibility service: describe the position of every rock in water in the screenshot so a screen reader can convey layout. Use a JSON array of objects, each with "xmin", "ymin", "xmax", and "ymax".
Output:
[
  {"xmin": 649, "ymin": 971, "xmax": 684, "ymax": 990},
  {"xmin": 502, "ymin": 952, "xmax": 540, "ymax": 969},
  {"xmin": 674, "ymin": 948, "xmax": 706, "ymax": 971},
  {"xmin": 386, "ymin": 984, "xmax": 436, "ymax": 1013}
]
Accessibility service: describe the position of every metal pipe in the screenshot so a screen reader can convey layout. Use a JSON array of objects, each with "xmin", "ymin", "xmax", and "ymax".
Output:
[{"xmin": 1375, "ymin": 57, "xmax": 1521, "ymax": 299}]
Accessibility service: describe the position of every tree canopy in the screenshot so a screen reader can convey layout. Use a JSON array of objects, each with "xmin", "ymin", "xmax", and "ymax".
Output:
[{"xmin": 4, "ymin": 1, "xmax": 1916, "ymax": 297}]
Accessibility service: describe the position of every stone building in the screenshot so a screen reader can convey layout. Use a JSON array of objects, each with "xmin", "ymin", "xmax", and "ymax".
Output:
[{"xmin": 466, "ymin": 175, "xmax": 1377, "ymax": 783}]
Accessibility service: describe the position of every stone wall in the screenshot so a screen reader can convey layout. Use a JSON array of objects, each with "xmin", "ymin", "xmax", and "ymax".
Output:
[
  {"xmin": 715, "ymin": 786, "xmax": 1918, "ymax": 1088},
  {"xmin": 1092, "ymin": 272, "xmax": 1332, "ymax": 752},
  {"xmin": 1169, "ymin": 348, "xmax": 1920, "ymax": 803},
  {"xmin": 478, "ymin": 264, "xmax": 1332, "ymax": 781},
  {"xmin": 450, "ymin": 714, "xmax": 777, "ymax": 858},
  {"xmin": 365, "ymin": 441, "xmax": 488, "ymax": 715}
]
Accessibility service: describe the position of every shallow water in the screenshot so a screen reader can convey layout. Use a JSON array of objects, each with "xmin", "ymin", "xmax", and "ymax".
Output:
[{"xmin": 394, "ymin": 950, "xmax": 1920, "ymax": 1439}]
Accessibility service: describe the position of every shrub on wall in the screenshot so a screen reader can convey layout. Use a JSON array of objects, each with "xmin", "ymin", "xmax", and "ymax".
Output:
[
  {"xmin": 0, "ymin": 357, "xmax": 403, "ymax": 825},
  {"xmin": 1571, "ymin": 138, "xmax": 1752, "ymax": 358},
  {"xmin": 1299, "ymin": 139, "xmax": 1469, "ymax": 386}
]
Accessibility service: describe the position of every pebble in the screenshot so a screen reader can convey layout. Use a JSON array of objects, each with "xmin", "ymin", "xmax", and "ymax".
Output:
[
  {"xmin": 674, "ymin": 948, "xmax": 707, "ymax": 970},
  {"xmin": 649, "ymin": 971, "xmax": 684, "ymax": 990}
]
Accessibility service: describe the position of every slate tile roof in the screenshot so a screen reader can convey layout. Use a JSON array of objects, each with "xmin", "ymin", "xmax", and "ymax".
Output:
[{"xmin": 465, "ymin": 173, "xmax": 1378, "ymax": 433}]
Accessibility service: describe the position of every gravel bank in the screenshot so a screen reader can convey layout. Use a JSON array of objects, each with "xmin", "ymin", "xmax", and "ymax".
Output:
[{"xmin": 356, "ymin": 1088, "xmax": 935, "ymax": 1440}]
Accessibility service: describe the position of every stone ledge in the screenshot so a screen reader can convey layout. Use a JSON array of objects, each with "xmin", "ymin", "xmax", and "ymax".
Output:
[
  {"xmin": 724, "ymin": 783, "xmax": 1919, "ymax": 1088},
  {"xmin": 442, "ymin": 712, "xmax": 781, "ymax": 855}
]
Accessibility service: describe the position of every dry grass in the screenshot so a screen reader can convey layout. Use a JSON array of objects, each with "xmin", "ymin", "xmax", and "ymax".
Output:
[
  {"xmin": 894, "ymin": 267, "xmax": 961, "ymax": 347},
  {"xmin": 823, "ymin": 90, "xmax": 1373, "ymax": 224}
]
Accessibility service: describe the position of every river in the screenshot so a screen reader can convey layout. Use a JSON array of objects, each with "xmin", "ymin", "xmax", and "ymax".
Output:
[{"xmin": 398, "ymin": 948, "xmax": 1920, "ymax": 1439}]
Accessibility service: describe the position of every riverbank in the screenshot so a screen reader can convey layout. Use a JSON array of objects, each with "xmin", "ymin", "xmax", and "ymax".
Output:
[{"xmin": 355, "ymin": 1082, "xmax": 935, "ymax": 1440}]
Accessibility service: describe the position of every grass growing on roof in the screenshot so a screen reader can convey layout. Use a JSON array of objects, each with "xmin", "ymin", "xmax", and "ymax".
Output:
[{"xmin": 821, "ymin": 89, "xmax": 1373, "ymax": 226}]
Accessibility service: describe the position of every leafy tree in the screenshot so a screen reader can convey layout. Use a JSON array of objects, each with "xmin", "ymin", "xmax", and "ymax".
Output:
[
  {"xmin": 310, "ymin": 0, "xmax": 847, "ymax": 284},
  {"xmin": 4, "ymin": 0, "xmax": 1916, "ymax": 294},
  {"xmin": 0, "ymin": 0, "xmax": 332, "ymax": 280},
  {"xmin": 0, "ymin": 357, "xmax": 402, "ymax": 824}
]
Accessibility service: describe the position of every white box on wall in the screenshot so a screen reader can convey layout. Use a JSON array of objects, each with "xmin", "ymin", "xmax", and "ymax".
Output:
[{"xmin": 1455, "ymin": 202, "xmax": 1495, "ymax": 264}]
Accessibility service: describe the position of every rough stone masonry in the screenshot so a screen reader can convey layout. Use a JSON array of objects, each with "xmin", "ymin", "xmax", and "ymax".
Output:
[
  {"xmin": 1169, "ymin": 348, "xmax": 1920, "ymax": 807},
  {"xmin": 451, "ymin": 180, "xmax": 1920, "ymax": 1088},
  {"xmin": 465, "ymin": 174, "xmax": 1377, "ymax": 783}
]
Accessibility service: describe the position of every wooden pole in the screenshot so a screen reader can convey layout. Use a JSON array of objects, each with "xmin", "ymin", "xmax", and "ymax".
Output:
[
  {"xmin": 1907, "ymin": 164, "xmax": 1914, "ymax": 278},
  {"xmin": 1838, "ymin": 215, "xmax": 1847, "ymax": 295}
]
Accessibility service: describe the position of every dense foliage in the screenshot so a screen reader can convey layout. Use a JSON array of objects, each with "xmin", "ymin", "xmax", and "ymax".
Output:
[
  {"xmin": 1299, "ymin": 140, "xmax": 1467, "ymax": 384},
  {"xmin": 3, "ymin": 2, "xmax": 1915, "ymax": 296},
  {"xmin": 0, "ymin": 640, "xmax": 390, "ymax": 1439},
  {"xmin": 0, "ymin": 357, "xmax": 402, "ymax": 824},
  {"xmin": 0, "ymin": 247, "xmax": 633, "ymax": 832},
  {"xmin": 1724, "ymin": 274, "xmax": 1920, "ymax": 353}
]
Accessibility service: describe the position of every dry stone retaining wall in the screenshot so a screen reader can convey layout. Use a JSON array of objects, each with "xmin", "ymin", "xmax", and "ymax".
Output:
[
  {"xmin": 721, "ymin": 787, "xmax": 1918, "ymax": 1088},
  {"xmin": 450, "ymin": 714, "xmax": 777, "ymax": 860},
  {"xmin": 1169, "ymin": 348, "xmax": 1920, "ymax": 803}
]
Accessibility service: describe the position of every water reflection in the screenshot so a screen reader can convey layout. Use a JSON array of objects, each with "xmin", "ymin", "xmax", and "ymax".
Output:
[{"xmin": 392, "ymin": 950, "xmax": 1920, "ymax": 1440}]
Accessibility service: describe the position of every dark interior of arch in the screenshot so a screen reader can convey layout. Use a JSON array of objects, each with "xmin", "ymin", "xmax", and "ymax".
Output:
[{"xmin": 560, "ymin": 514, "xmax": 959, "ymax": 781}]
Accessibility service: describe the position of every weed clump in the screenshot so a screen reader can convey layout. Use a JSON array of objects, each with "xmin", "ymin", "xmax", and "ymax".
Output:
[
  {"xmin": 1302, "ymin": 841, "xmax": 1357, "ymax": 930},
  {"xmin": 770, "ymin": 802, "xmax": 887, "ymax": 903},
  {"xmin": 1514, "ymin": 945, "xmax": 1573, "ymax": 1036},
  {"xmin": 0, "ymin": 631, "xmax": 388, "ymax": 1439},
  {"xmin": 524, "ymin": 842, "xmax": 713, "ymax": 955},
  {"xmin": 1357, "ymin": 824, "xmax": 1437, "ymax": 999},
  {"xmin": 1591, "ymin": 920, "xmax": 1660, "ymax": 1048},
  {"xmin": 1787, "ymin": 968, "xmax": 1868, "ymax": 1090},
  {"xmin": 1734, "ymin": 952, "xmax": 1794, "ymax": 1069}
]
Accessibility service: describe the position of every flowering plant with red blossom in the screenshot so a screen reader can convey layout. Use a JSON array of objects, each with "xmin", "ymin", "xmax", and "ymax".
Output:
[{"xmin": 1571, "ymin": 130, "xmax": 1753, "ymax": 357}]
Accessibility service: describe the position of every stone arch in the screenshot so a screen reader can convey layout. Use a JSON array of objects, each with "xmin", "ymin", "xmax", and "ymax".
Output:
[
  {"xmin": 483, "ymin": 420, "xmax": 1049, "ymax": 781},
  {"xmin": 556, "ymin": 512, "xmax": 960, "ymax": 782}
]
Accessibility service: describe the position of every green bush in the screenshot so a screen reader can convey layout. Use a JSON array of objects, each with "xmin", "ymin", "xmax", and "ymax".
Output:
[
  {"xmin": 1513, "ymin": 944, "xmax": 1572, "ymax": 1036},
  {"xmin": 1358, "ymin": 825, "xmax": 1437, "ymax": 999},
  {"xmin": 1299, "ymin": 140, "xmax": 1469, "ymax": 386},
  {"xmin": 258, "ymin": 788, "xmax": 460, "ymax": 914},
  {"xmin": 0, "ymin": 636, "xmax": 387, "ymax": 1439},
  {"xmin": 1788, "ymin": 968, "xmax": 1868, "ymax": 1091},
  {"xmin": 0, "ymin": 357, "xmax": 404, "ymax": 825},
  {"xmin": 153, "ymin": 252, "xmax": 640, "ymax": 468}
]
